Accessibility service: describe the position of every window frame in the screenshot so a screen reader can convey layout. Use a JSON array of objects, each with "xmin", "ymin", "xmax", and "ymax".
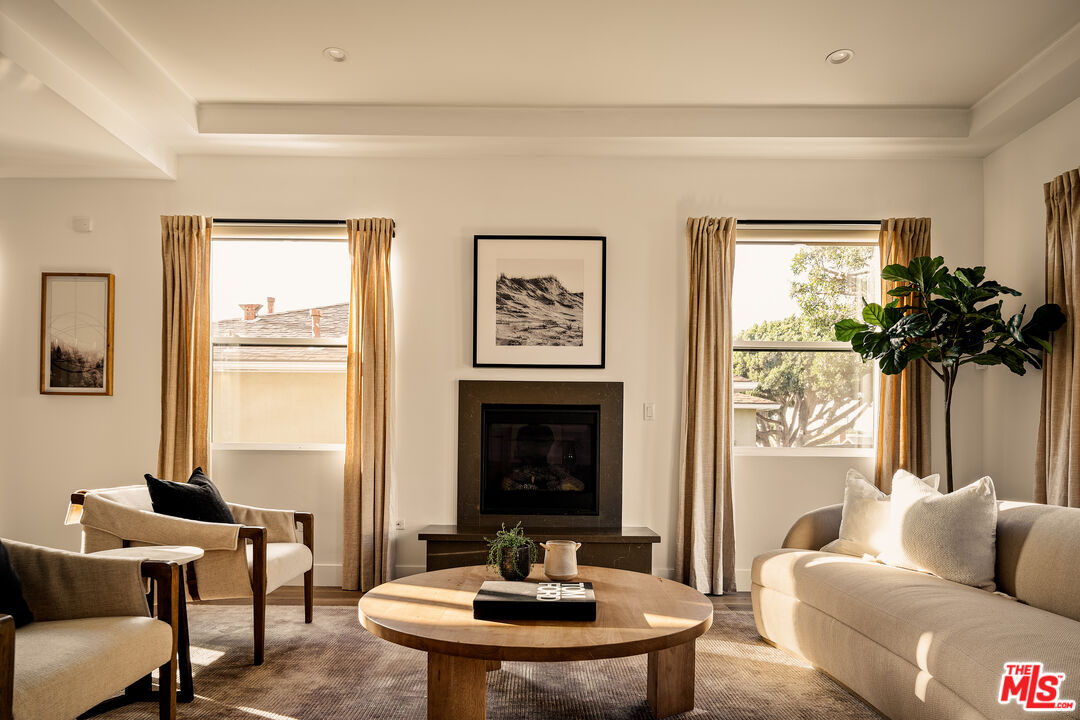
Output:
[
  {"xmin": 732, "ymin": 225, "xmax": 880, "ymax": 456},
  {"xmin": 209, "ymin": 222, "xmax": 349, "ymax": 452}
]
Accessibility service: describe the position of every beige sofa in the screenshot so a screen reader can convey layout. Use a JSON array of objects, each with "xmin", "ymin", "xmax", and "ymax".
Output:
[
  {"xmin": 753, "ymin": 501, "xmax": 1080, "ymax": 720},
  {"xmin": 0, "ymin": 540, "xmax": 178, "ymax": 720}
]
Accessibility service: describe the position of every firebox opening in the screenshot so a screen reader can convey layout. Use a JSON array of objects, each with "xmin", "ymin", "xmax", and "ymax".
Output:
[{"xmin": 480, "ymin": 404, "xmax": 600, "ymax": 516}]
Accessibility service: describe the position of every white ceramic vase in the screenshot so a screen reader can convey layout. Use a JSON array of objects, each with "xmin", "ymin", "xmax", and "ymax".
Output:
[{"xmin": 541, "ymin": 540, "xmax": 581, "ymax": 581}]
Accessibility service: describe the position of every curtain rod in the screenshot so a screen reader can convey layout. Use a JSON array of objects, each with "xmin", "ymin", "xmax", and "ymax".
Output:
[
  {"xmin": 737, "ymin": 219, "xmax": 879, "ymax": 226},
  {"xmin": 213, "ymin": 218, "xmax": 348, "ymax": 226}
]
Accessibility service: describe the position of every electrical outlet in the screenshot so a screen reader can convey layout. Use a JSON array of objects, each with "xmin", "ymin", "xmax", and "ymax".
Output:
[
  {"xmin": 72, "ymin": 216, "xmax": 93, "ymax": 233},
  {"xmin": 643, "ymin": 403, "xmax": 656, "ymax": 421}
]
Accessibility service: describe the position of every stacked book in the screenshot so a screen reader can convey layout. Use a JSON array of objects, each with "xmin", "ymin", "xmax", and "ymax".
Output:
[{"xmin": 473, "ymin": 581, "xmax": 597, "ymax": 621}]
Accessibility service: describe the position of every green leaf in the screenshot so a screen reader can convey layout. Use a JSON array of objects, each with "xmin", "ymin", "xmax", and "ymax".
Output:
[
  {"xmin": 887, "ymin": 286, "xmax": 914, "ymax": 297},
  {"xmin": 881, "ymin": 264, "xmax": 914, "ymax": 283},
  {"xmin": 888, "ymin": 312, "xmax": 932, "ymax": 338},
  {"xmin": 956, "ymin": 266, "xmax": 986, "ymax": 288},
  {"xmin": 903, "ymin": 344, "xmax": 930, "ymax": 362},
  {"xmin": 834, "ymin": 319, "xmax": 868, "ymax": 342},
  {"xmin": 861, "ymin": 331, "xmax": 892, "ymax": 357},
  {"xmin": 966, "ymin": 354, "xmax": 1002, "ymax": 366},
  {"xmin": 1020, "ymin": 303, "xmax": 1066, "ymax": 347},
  {"xmin": 862, "ymin": 303, "xmax": 888, "ymax": 328},
  {"xmin": 982, "ymin": 281, "xmax": 1021, "ymax": 297},
  {"xmin": 1029, "ymin": 336, "xmax": 1053, "ymax": 353},
  {"xmin": 1007, "ymin": 307, "xmax": 1027, "ymax": 344},
  {"xmin": 910, "ymin": 256, "xmax": 946, "ymax": 291}
]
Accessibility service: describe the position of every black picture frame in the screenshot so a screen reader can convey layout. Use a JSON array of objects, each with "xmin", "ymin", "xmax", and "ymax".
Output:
[{"xmin": 473, "ymin": 235, "xmax": 606, "ymax": 368}]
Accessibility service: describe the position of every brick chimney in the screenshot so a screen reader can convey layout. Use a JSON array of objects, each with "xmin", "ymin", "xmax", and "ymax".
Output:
[
  {"xmin": 311, "ymin": 308, "xmax": 322, "ymax": 338},
  {"xmin": 266, "ymin": 296, "xmax": 275, "ymax": 314},
  {"xmin": 239, "ymin": 303, "xmax": 262, "ymax": 320}
]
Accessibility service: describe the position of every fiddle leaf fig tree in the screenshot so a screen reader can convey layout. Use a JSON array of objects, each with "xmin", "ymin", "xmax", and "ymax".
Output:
[{"xmin": 834, "ymin": 256, "xmax": 1065, "ymax": 492}]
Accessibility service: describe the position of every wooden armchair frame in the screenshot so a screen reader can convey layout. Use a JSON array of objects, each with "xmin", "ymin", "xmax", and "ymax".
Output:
[
  {"xmin": 0, "ymin": 560, "xmax": 179, "ymax": 720},
  {"xmin": 70, "ymin": 492, "xmax": 315, "ymax": 665}
]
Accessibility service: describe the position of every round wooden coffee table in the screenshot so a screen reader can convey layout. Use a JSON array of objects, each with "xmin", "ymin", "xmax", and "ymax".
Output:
[{"xmin": 358, "ymin": 565, "xmax": 712, "ymax": 719}]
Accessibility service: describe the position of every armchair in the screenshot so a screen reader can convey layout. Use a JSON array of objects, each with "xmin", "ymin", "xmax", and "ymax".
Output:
[
  {"xmin": 0, "ymin": 539, "xmax": 178, "ymax": 720},
  {"xmin": 67, "ymin": 486, "xmax": 314, "ymax": 665}
]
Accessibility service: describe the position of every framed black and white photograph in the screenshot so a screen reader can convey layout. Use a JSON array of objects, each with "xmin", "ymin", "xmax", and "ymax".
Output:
[
  {"xmin": 474, "ymin": 235, "xmax": 605, "ymax": 368},
  {"xmin": 40, "ymin": 272, "xmax": 115, "ymax": 395}
]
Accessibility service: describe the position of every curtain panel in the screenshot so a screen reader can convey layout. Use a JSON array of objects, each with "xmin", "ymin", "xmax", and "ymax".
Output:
[
  {"xmin": 159, "ymin": 215, "xmax": 212, "ymax": 482},
  {"xmin": 676, "ymin": 216, "xmax": 737, "ymax": 595},
  {"xmin": 1037, "ymin": 167, "xmax": 1080, "ymax": 507},
  {"xmin": 343, "ymin": 218, "xmax": 395, "ymax": 591},
  {"xmin": 875, "ymin": 217, "xmax": 932, "ymax": 493}
]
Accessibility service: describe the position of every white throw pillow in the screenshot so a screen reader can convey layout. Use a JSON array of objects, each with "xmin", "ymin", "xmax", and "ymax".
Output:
[
  {"xmin": 821, "ymin": 469, "xmax": 940, "ymax": 558},
  {"xmin": 880, "ymin": 473, "xmax": 998, "ymax": 591}
]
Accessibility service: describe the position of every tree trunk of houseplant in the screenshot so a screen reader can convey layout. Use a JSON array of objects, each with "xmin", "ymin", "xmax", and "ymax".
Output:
[{"xmin": 943, "ymin": 367, "xmax": 955, "ymax": 493}]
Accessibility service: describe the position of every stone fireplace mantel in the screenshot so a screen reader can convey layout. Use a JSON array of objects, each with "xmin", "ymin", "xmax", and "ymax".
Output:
[{"xmin": 457, "ymin": 380, "xmax": 624, "ymax": 530}]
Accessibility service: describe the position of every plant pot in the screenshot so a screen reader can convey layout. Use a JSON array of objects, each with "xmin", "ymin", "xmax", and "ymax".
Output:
[{"xmin": 498, "ymin": 546, "xmax": 532, "ymax": 581}]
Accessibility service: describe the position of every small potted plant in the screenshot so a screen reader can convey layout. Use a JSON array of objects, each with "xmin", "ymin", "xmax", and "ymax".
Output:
[{"xmin": 485, "ymin": 522, "xmax": 538, "ymax": 581}]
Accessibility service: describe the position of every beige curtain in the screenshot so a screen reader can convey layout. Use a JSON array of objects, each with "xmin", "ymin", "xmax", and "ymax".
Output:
[
  {"xmin": 343, "ymin": 218, "xmax": 395, "ymax": 591},
  {"xmin": 1037, "ymin": 168, "xmax": 1080, "ymax": 507},
  {"xmin": 875, "ymin": 218, "xmax": 932, "ymax": 492},
  {"xmin": 159, "ymin": 216, "xmax": 212, "ymax": 482},
  {"xmin": 676, "ymin": 217, "xmax": 737, "ymax": 595}
]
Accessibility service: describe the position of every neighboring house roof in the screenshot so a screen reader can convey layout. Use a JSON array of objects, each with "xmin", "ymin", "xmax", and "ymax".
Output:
[
  {"xmin": 212, "ymin": 302, "xmax": 347, "ymax": 365},
  {"xmin": 733, "ymin": 374, "xmax": 757, "ymax": 392},
  {"xmin": 733, "ymin": 392, "xmax": 781, "ymax": 411},
  {"xmin": 213, "ymin": 302, "xmax": 348, "ymax": 339}
]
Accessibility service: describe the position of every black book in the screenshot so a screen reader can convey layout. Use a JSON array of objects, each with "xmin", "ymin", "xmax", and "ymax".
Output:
[{"xmin": 473, "ymin": 581, "xmax": 597, "ymax": 621}]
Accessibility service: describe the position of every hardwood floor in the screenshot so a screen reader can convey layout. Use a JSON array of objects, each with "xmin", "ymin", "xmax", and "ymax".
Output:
[{"xmin": 204, "ymin": 586, "xmax": 752, "ymax": 608}]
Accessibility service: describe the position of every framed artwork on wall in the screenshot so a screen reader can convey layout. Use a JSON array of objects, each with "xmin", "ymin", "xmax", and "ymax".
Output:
[
  {"xmin": 40, "ymin": 272, "xmax": 115, "ymax": 395},
  {"xmin": 473, "ymin": 235, "xmax": 606, "ymax": 368}
]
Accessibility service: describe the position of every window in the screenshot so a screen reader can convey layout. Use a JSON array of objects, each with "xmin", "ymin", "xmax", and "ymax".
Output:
[
  {"xmin": 732, "ymin": 226, "xmax": 879, "ymax": 452},
  {"xmin": 210, "ymin": 223, "xmax": 349, "ymax": 448}
]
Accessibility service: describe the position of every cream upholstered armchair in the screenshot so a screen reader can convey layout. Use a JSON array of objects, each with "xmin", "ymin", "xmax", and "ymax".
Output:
[
  {"xmin": 0, "ymin": 539, "xmax": 178, "ymax": 720},
  {"xmin": 67, "ymin": 485, "xmax": 314, "ymax": 665}
]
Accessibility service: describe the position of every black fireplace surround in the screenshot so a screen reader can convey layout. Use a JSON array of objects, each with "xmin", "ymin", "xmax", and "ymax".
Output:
[{"xmin": 458, "ymin": 380, "xmax": 623, "ymax": 529}]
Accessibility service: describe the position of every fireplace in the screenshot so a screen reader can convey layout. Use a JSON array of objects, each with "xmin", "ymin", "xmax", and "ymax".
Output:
[
  {"xmin": 458, "ymin": 381, "xmax": 623, "ymax": 529},
  {"xmin": 481, "ymin": 404, "xmax": 599, "ymax": 516}
]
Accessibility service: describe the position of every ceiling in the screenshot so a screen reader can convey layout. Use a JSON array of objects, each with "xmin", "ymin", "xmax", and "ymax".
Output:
[
  {"xmin": 2, "ymin": 0, "xmax": 1080, "ymax": 178},
  {"xmin": 99, "ymin": 0, "xmax": 1080, "ymax": 107}
]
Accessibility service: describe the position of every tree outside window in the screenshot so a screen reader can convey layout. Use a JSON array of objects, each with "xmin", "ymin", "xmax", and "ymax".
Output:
[{"xmin": 732, "ymin": 242, "xmax": 877, "ymax": 449}]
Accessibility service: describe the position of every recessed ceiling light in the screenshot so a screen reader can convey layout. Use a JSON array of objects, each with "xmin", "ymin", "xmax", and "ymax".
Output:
[
  {"xmin": 826, "ymin": 48, "xmax": 854, "ymax": 65},
  {"xmin": 323, "ymin": 47, "xmax": 348, "ymax": 62}
]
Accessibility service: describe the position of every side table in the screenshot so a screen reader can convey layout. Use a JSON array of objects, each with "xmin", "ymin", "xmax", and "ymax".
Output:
[{"xmin": 91, "ymin": 545, "xmax": 204, "ymax": 703}]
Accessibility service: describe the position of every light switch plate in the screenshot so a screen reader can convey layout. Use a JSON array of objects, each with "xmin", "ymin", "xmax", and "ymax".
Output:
[
  {"xmin": 72, "ymin": 216, "xmax": 93, "ymax": 233},
  {"xmin": 643, "ymin": 403, "xmax": 656, "ymax": 421}
]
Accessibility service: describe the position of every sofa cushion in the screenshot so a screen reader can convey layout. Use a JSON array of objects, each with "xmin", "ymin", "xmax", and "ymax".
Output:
[
  {"xmin": 996, "ymin": 501, "xmax": 1080, "ymax": 623},
  {"xmin": 821, "ymin": 469, "xmax": 939, "ymax": 558},
  {"xmin": 753, "ymin": 549, "xmax": 1080, "ymax": 719},
  {"xmin": 0, "ymin": 540, "xmax": 33, "ymax": 627},
  {"xmin": 13, "ymin": 616, "xmax": 173, "ymax": 720},
  {"xmin": 880, "ymin": 474, "xmax": 998, "ymax": 591},
  {"xmin": 146, "ymin": 467, "xmax": 236, "ymax": 525},
  {"xmin": 247, "ymin": 542, "xmax": 313, "ymax": 594}
]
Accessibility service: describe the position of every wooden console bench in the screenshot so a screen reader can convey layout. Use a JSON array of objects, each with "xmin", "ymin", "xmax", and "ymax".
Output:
[{"xmin": 418, "ymin": 525, "xmax": 660, "ymax": 573}]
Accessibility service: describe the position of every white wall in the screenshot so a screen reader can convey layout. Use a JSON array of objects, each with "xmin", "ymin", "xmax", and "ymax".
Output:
[
  {"xmin": 982, "ymin": 97, "xmax": 1080, "ymax": 501},
  {"xmin": 0, "ymin": 153, "xmax": 983, "ymax": 589}
]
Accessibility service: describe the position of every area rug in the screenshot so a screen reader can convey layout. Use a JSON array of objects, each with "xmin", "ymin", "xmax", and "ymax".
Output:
[{"xmin": 98, "ymin": 603, "xmax": 881, "ymax": 719}]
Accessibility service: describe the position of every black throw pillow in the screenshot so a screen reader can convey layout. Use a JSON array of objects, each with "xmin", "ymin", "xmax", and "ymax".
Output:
[
  {"xmin": 145, "ymin": 467, "xmax": 236, "ymax": 524},
  {"xmin": 0, "ymin": 539, "xmax": 34, "ymax": 627}
]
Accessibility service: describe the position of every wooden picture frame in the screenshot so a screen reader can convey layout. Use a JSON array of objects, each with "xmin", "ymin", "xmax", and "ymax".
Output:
[
  {"xmin": 473, "ymin": 235, "xmax": 606, "ymax": 368},
  {"xmin": 40, "ymin": 272, "xmax": 115, "ymax": 395}
]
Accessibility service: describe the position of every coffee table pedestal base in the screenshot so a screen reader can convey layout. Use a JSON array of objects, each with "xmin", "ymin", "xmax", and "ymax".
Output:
[
  {"xmin": 428, "ymin": 652, "xmax": 487, "ymax": 720},
  {"xmin": 647, "ymin": 640, "xmax": 696, "ymax": 718}
]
